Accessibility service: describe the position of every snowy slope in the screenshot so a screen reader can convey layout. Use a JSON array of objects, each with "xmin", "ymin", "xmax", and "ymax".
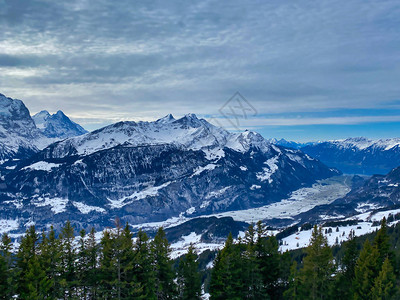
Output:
[{"xmin": 0, "ymin": 93, "xmax": 44, "ymax": 160}]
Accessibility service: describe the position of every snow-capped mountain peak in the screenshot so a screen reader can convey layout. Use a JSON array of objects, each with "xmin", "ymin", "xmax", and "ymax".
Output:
[
  {"xmin": 32, "ymin": 109, "xmax": 87, "ymax": 139},
  {"xmin": 0, "ymin": 93, "xmax": 43, "ymax": 159},
  {"xmin": 0, "ymin": 93, "xmax": 89, "ymax": 160},
  {"xmin": 156, "ymin": 114, "xmax": 176, "ymax": 123},
  {"xmin": 40, "ymin": 113, "xmax": 279, "ymax": 159},
  {"xmin": 32, "ymin": 110, "xmax": 51, "ymax": 129}
]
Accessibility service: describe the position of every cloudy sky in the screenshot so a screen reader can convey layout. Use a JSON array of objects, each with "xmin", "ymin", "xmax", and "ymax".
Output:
[{"xmin": 1, "ymin": 0, "xmax": 399, "ymax": 141}]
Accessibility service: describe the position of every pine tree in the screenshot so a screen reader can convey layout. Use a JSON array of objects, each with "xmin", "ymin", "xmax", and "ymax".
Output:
[
  {"xmin": 353, "ymin": 239, "xmax": 380, "ymax": 300},
  {"xmin": 334, "ymin": 230, "xmax": 358, "ymax": 299},
  {"xmin": 371, "ymin": 257, "xmax": 396, "ymax": 300},
  {"xmin": 242, "ymin": 223, "xmax": 265, "ymax": 300},
  {"xmin": 86, "ymin": 227, "xmax": 99, "ymax": 299},
  {"xmin": 133, "ymin": 229, "xmax": 156, "ymax": 299},
  {"xmin": 99, "ymin": 230, "xmax": 117, "ymax": 299},
  {"xmin": 279, "ymin": 250, "xmax": 292, "ymax": 298},
  {"xmin": 76, "ymin": 229, "xmax": 89, "ymax": 299},
  {"xmin": 151, "ymin": 227, "xmax": 177, "ymax": 300},
  {"xmin": 298, "ymin": 225, "xmax": 334, "ymax": 300},
  {"xmin": 0, "ymin": 233, "xmax": 14, "ymax": 299},
  {"xmin": 117, "ymin": 223, "xmax": 141, "ymax": 299},
  {"xmin": 16, "ymin": 226, "xmax": 48, "ymax": 299},
  {"xmin": 283, "ymin": 261, "xmax": 300, "ymax": 300},
  {"xmin": 373, "ymin": 217, "xmax": 391, "ymax": 267},
  {"xmin": 59, "ymin": 221, "xmax": 77, "ymax": 299},
  {"xmin": 37, "ymin": 228, "xmax": 61, "ymax": 299},
  {"xmin": 177, "ymin": 244, "xmax": 202, "ymax": 300},
  {"xmin": 210, "ymin": 233, "xmax": 243, "ymax": 300},
  {"xmin": 258, "ymin": 235, "xmax": 280, "ymax": 299}
]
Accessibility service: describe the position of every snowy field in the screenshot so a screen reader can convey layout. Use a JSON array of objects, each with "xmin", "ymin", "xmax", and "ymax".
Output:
[
  {"xmin": 207, "ymin": 175, "xmax": 352, "ymax": 223},
  {"xmin": 280, "ymin": 209, "xmax": 400, "ymax": 252},
  {"xmin": 134, "ymin": 175, "xmax": 352, "ymax": 231}
]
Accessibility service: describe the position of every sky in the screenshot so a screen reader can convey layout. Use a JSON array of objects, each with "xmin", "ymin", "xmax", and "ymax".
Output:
[{"xmin": 0, "ymin": 0, "xmax": 399, "ymax": 142}]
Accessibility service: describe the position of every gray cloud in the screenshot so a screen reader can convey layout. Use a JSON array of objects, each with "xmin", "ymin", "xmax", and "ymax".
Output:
[{"xmin": 0, "ymin": 0, "xmax": 399, "ymax": 131}]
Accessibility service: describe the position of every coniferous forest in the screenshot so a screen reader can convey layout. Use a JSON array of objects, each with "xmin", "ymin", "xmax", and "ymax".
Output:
[{"xmin": 0, "ymin": 218, "xmax": 400, "ymax": 299}]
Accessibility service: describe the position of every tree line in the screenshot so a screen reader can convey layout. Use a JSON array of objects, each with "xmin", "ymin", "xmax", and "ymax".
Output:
[
  {"xmin": 210, "ymin": 218, "xmax": 399, "ymax": 300},
  {"xmin": 0, "ymin": 220, "xmax": 201, "ymax": 299},
  {"xmin": 0, "ymin": 218, "xmax": 398, "ymax": 299}
]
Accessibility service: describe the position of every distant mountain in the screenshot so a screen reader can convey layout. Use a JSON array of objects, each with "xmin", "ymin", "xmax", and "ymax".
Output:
[
  {"xmin": 33, "ymin": 110, "xmax": 87, "ymax": 139},
  {"xmin": 301, "ymin": 137, "xmax": 400, "ymax": 175},
  {"xmin": 268, "ymin": 138, "xmax": 316, "ymax": 149},
  {"xmin": 0, "ymin": 113, "xmax": 339, "ymax": 233},
  {"xmin": 0, "ymin": 93, "xmax": 87, "ymax": 161}
]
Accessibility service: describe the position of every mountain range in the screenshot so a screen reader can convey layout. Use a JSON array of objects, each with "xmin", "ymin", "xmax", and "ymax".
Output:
[
  {"xmin": 271, "ymin": 137, "xmax": 400, "ymax": 175},
  {"xmin": 0, "ymin": 93, "xmax": 339, "ymax": 233},
  {"xmin": 3, "ymin": 91, "xmax": 400, "ymax": 252},
  {"xmin": 0, "ymin": 93, "xmax": 87, "ymax": 161}
]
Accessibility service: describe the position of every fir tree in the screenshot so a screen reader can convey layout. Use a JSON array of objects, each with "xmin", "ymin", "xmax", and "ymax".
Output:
[
  {"xmin": 373, "ymin": 217, "xmax": 392, "ymax": 267},
  {"xmin": 151, "ymin": 227, "xmax": 177, "ymax": 300},
  {"xmin": 298, "ymin": 225, "xmax": 334, "ymax": 300},
  {"xmin": 99, "ymin": 230, "xmax": 117, "ymax": 299},
  {"xmin": 210, "ymin": 233, "xmax": 243, "ymax": 300},
  {"xmin": 283, "ymin": 261, "xmax": 300, "ymax": 300},
  {"xmin": 117, "ymin": 223, "xmax": 142, "ymax": 299},
  {"xmin": 371, "ymin": 257, "xmax": 396, "ymax": 300},
  {"xmin": 86, "ymin": 227, "xmax": 99, "ymax": 298},
  {"xmin": 16, "ymin": 226, "xmax": 48, "ymax": 299},
  {"xmin": 243, "ymin": 223, "xmax": 266, "ymax": 300},
  {"xmin": 37, "ymin": 227, "xmax": 61, "ymax": 299},
  {"xmin": 133, "ymin": 229, "xmax": 156, "ymax": 299},
  {"xmin": 76, "ymin": 229, "xmax": 89, "ymax": 299},
  {"xmin": 177, "ymin": 244, "xmax": 201, "ymax": 300},
  {"xmin": 334, "ymin": 230, "xmax": 358, "ymax": 299},
  {"xmin": 59, "ymin": 221, "xmax": 77, "ymax": 298},
  {"xmin": 0, "ymin": 233, "xmax": 14, "ymax": 299},
  {"xmin": 353, "ymin": 239, "xmax": 380, "ymax": 300}
]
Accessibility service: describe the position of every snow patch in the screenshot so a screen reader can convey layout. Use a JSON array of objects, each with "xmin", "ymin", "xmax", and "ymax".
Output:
[
  {"xmin": 33, "ymin": 197, "xmax": 68, "ymax": 214},
  {"xmin": 256, "ymin": 156, "xmax": 279, "ymax": 183},
  {"xmin": 72, "ymin": 202, "xmax": 106, "ymax": 214},
  {"xmin": 22, "ymin": 161, "xmax": 62, "ymax": 171},
  {"xmin": 0, "ymin": 219, "xmax": 19, "ymax": 234},
  {"xmin": 108, "ymin": 182, "xmax": 172, "ymax": 208},
  {"xmin": 190, "ymin": 164, "xmax": 217, "ymax": 177}
]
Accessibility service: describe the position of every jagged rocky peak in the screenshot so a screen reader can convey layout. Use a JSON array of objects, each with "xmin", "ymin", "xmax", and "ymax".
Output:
[
  {"xmin": 33, "ymin": 109, "xmax": 87, "ymax": 139},
  {"xmin": 0, "ymin": 93, "xmax": 34, "ymax": 126},
  {"xmin": 0, "ymin": 93, "xmax": 43, "ymax": 160},
  {"xmin": 156, "ymin": 114, "xmax": 176, "ymax": 123}
]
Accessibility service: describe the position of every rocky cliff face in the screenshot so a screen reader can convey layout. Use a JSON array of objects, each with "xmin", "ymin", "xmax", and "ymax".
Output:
[{"xmin": 0, "ymin": 93, "xmax": 43, "ymax": 160}]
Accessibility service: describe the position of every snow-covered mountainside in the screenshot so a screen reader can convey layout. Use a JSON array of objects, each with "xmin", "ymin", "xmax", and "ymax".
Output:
[
  {"xmin": 0, "ymin": 113, "xmax": 339, "ymax": 233},
  {"xmin": 0, "ymin": 93, "xmax": 45, "ymax": 160},
  {"xmin": 33, "ymin": 110, "xmax": 87, "ymax": 139},
  {"xmin": 0, "ymin": 93, "xmax": 87, "ymax": 161},
  {"xmin": 301, "ymin": 137, "xmax": 400, "ymax": 175}
]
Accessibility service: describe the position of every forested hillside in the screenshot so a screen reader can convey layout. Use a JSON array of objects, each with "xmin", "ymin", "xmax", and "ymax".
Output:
[{"xmin": 0, "ymin": 218, "xmax": 399, "ymax": 299}]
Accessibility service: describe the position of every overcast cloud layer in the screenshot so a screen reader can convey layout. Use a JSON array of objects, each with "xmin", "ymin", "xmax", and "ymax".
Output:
[{"xmin": 0, "ymin": 0, "xmax": 399, "ymax": 140}]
